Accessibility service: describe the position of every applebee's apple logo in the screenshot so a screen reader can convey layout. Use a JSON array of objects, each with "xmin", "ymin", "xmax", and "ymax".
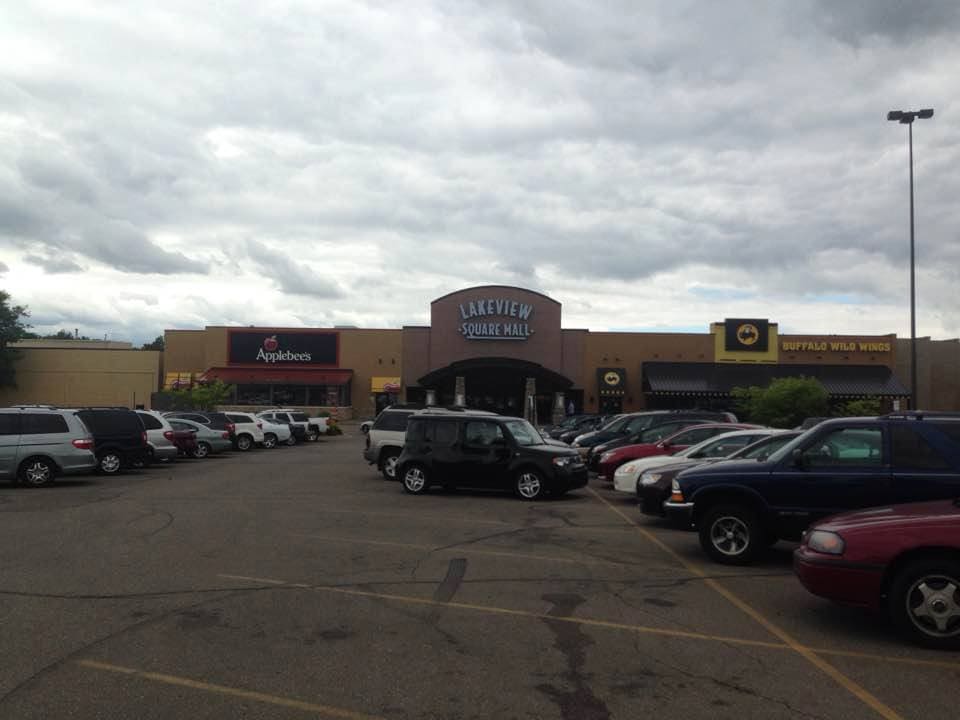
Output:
[{"xmin": 256, "ymin": 335, "xmax": 312, "ymax": 363}]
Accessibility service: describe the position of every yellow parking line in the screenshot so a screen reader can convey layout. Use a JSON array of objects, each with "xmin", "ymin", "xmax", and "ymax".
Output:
[
  {"xmin": 76, "ymin": 660, "xmax": 382, "ymax": 719},
  {"xmin": 587, "ymin": 488, "xmax": 905, "ymax": 720},
  {"xmin": 290, "ymin": 532, "xmax": 657, "ymax": 568},
  {"xmin": 811, "ymin": 647, "xmax": 960, "ymax": 673},
  {"xmin": 216, "ymin": 574, "xmax": 786, "ymax": 651}
]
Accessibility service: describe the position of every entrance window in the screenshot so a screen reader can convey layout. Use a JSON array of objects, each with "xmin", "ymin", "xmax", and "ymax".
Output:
[
  {"xmin": 272, "ymin": 385, "xmax": 308, "ymax": 406},
  {"xmin": 600, "ymin": 397, "xmax": 623, "ymax": 415}
]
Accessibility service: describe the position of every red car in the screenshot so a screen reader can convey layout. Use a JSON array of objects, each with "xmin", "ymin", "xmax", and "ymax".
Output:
[
  {"xmin": 596, "ymin": 423, "xmax": 759, "ymax": 481},
  {"xmin": 170, "ymin": 429, "xmax": 198, "ymax": 457},
  {"xmin": 794, "ymin": 499, "xmax": 960, "ymax": 649}
]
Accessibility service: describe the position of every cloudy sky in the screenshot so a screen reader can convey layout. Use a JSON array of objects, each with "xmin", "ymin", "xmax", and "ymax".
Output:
[{"xmin": 1, "ymin": 0, "xmax": 958, "ymax": 344}]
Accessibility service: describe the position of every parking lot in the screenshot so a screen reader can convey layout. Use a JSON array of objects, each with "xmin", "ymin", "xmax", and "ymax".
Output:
[{"xmin": 0, "ymin": 427, "xmax": 957, "ymax": 720}]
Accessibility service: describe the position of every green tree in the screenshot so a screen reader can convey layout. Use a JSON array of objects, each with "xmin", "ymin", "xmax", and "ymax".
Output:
[
  {"xmin": 834, "ymin": 398, "xmax": 882, "ymax": 417},
  {"xmin": 140, "ymin": 335, "xmax": 165, "ymax": 351},
  {"xmin": 731, "ymin": 376, "xmax": 829, "ymax": 428},
  {"xmin": 0, "ymin": 291, "xmax": 30, "ymax": 387},
  {"xmin": 166, "ymin": 380, "xmax": 234, "ymax": 411}
]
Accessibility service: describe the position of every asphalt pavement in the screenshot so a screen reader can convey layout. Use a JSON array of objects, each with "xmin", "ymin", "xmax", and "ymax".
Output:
[{"xmin": 0, "ymin": 429, "xmax": 957, "ymax": 719}]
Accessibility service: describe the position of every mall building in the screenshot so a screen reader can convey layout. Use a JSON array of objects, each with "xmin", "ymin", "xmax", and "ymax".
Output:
[
  {"xmin": 4, "ymin": 285, "xmax": 957, "ymax": 420},
  {"xmin": 156, "ymin": 285, "xmax": 941, "ymax": 421}
]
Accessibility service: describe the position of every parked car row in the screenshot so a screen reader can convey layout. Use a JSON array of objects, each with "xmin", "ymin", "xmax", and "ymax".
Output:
[
  {"xmin": 618, "ymin": 411, "xmax": 960, "ymax": 649},
  {"xmin": 1, "ymin": 405, "xmax": 326, "ymax": 487}
]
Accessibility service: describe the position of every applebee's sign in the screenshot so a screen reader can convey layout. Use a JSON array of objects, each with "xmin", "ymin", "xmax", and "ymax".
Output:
[
  {"xmin": 256, "ymin": 335, "xmax": 312, "ymax": 363},
  {"xmin": 458, "ymin": 297, "xmax": 535, "ymax": 341},
  {"xmin": 228, "ymin": 330, "xmax": 338, "ymax": 366}
]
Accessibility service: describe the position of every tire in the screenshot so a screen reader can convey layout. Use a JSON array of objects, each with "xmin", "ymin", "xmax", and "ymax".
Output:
[
  {"xmin": 888, "ymin": 557, "xmax": 960, "ymax": 649},
  {"xmin": 402, "ymin": 464, "xmax": 429, "ymax": 495},
  {"xmin": 698, "ymin": 503, "xmax": 762, "ymax": 565},
  {"xmin": 236, "ymin": 434, "xmax": 254, "ymax": 452},
  {"xmin": 515, "ymin": 468, "xmax": 546, "ymax": 501},
  {"xmin": 262, "ymin": 433, "xmax": 278, "ymax": 449},
  {"xmin": 131, "ymin": 449, "xmax": 153, "ymax": 469},
  {"xmin": 19, "ymin": 457, "xmax": 56, "ymax": 488},
  {"xmin": 306, "ymin": 429, "xmax": 320, "ymax": 442},
  {"xmin": 284, "ymin": 435, "xmax": 297, "ymax": 446},
  {"xmin": 192, "ymin": 442, "xmax": 211, "ymax": 459},
  {"xmin": 380, "ymin": 449, "xmax": 401, "ymax": 480},
  {"xmin": 98, "ymin": 451, "xmax": 123, "ymax": 475}
]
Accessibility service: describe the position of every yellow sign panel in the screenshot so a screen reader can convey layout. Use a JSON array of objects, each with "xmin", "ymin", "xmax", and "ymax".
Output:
[
  {"xmin": 371, "ymin": 376, "xmax": 402, "ymax": 393},
  {"xmin": 780, "ymin": 340, "xmax": 892, "ymax": 353}
]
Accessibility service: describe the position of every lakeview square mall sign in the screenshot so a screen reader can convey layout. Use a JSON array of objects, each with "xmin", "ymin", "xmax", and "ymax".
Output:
[{"xmin": 458, "ymin": 296, "xmax": 535, "ymax": 340}]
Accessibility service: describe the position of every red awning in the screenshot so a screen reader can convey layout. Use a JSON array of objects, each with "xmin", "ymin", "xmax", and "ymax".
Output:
[{"xmin": 200, "ymin": 367, "xmax": 353, "ymax": 385}]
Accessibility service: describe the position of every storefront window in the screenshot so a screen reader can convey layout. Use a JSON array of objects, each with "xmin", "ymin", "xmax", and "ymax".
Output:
[
  {"xmin": 272, "ymin": 385, "xmax": 308, "ymax": 406},
  {"xmin": 236, "ymin": 384, "xmax": 272, "ymax": 405}
]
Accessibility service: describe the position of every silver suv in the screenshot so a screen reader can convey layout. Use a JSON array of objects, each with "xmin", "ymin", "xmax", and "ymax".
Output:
[
  {"xmin": 0, "ymin": 406, "xmax": 97, "ymax": 487},
  {"xmin": 135, "ymin": 410, "xmax": 178, "ymax": 464},
  {"xmin": 363, "ymin": 407, "xmax": 419, "ymax": 480}
]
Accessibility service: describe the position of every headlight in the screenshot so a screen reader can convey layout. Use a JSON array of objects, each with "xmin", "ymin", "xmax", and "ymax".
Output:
[
  {"xmin": 600, "ymin": 451, "xmax": 615, "ymax": 463},
  {"xmin": 640, "ymin": 472, "xmax": 662, "ymax": 486},
  {"xmin": 671, "ymin": 479, "xmax": 680, "ymax": 492},
  {"xmin": 552, "ymin": 456, "xmax": 577, "ymax": 467},
  {"xmin": 805, "ymin": 530, "xmax": 845, "ymax": 555}
]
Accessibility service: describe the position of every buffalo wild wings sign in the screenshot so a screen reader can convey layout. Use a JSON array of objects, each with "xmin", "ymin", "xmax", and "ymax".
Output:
[
  {"xmin": 228, "ymin": 330, "xmax": 338, "ymax": 365},
  {"xmin": 458, "ymin": 296, "xmax": 535, "ymax": 341}
]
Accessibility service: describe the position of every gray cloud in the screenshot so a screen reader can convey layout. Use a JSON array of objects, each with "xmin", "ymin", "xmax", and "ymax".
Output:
[
  {"xmin": 23, "ymin": 253, "xmax": 84, "ymax": 274},
  {"xmin": 0, "ymin": 261, "xmax": 8, "ymax": 273},
  {"xmin": 244, "ymin": 240, "xmax": 345, "ymax": 299}
]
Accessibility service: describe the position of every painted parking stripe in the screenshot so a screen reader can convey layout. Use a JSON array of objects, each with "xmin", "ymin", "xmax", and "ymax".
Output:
[
  {"xmin": 587, "ymin": 488, "xmax": 905, "ymax": 720},
  {"xmin": 76, "ymin": 660, "xmax": 382, "ymax": 719}
]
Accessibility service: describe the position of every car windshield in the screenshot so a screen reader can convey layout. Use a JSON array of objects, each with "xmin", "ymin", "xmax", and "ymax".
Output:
[
  {"xmin": 504, "ymin": 419, "xmax": 544, "ymax": 446},
  {"xmin": 733, "ymin": 433, "xmax": 796, "ymax": 460}
]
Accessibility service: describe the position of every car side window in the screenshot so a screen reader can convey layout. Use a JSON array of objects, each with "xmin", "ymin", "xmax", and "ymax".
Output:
[
  {"xmin": 427, "ymin": 421, "xmax": 458, "ymax": 446},
  {"xmin": 672, "ymin": 427, "xmax": 717, "ymax": 445},
  {"xmin": 0, "ymin": 413, "xmax": 21, "ymax": 435},
  {"xmin": 22, "ymin": 413, "xmax": 70, "ymax": 434},
  {"xmin": 802, "ymin": 427, "xmax": 883, "ymax": 467},
  {"xmin": 138, "ymin": 413, "xmax": 163, "ymax": 430},
  {"xmin": 891, "ymin": 426, "xmax": 951, "ymax": 470},
  {"xmin": 464, "ymin": 421, "xmax": 504, "ymax": 446},
  {"xmin": 701, "ymin": 436, "xmax": 753, "ymax": 457}
]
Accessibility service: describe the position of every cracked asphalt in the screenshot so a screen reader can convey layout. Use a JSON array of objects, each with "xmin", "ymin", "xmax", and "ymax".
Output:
[{"xmin": 1, "ymin": 428, "xmax": 957, "ymax": 719}]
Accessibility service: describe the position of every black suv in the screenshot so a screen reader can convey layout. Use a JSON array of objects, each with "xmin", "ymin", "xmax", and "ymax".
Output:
[
  {"xmin": 74, "ymin": 408, "xmax": 149, "ymax": 475},
  {"xmin": 396, "ymin": 412, "xmax": 588, "ymax": 500},
  {"xmin": 666, "ymin": 412, "xmax": 960, "ymax": 565}
]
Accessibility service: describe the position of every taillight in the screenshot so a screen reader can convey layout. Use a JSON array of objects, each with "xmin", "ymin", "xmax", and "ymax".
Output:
[
  {"xmin": 226, "ymin": 423, "xmax": 236, "ymax": 434},
  {"xmin": 142, "ymin": 431, "xmax": 148, "ymax": 444},
  {"xmin": 222, "ymin": 431, "xmax": 230, "ymax": 439},
  {"xmin": 72, "ymin": 438, "xmax": 94, "ymax": 450},
  {"xmin": 163, "ymin": 431, "xmax": 174, "ymax": 441},
  {"xmin": 257, "ymin": 422, "xmax": 262, "ymax": 430}
]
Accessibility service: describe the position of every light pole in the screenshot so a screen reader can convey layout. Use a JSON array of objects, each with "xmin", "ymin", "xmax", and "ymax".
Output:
[{"xmin": 887, "ymin": 108, "xmax": 934, "ymax": 410}]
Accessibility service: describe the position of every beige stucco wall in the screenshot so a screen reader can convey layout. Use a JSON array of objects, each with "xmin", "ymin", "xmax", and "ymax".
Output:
[{"xmin": 0, "ymin": 348, "xmax": 161, "ymax": 409}]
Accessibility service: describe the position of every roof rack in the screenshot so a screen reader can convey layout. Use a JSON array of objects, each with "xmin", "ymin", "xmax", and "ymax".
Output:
[
  {"xmin": 8, "ymin": 404, "xmax": 61, "ymax": 410},
  {"xmin": 880, "ymin": 411, "xmax": 960, "ymax": 420}
]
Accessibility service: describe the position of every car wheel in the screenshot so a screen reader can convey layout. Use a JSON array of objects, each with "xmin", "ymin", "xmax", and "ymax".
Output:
[
  {"xmin": 380, "ymin": 449, "xmax": 401, "ymax": 480},
  {"xmin": 515, "ymin": 469, "xmax": 545, "ymax": 501},
  {"xmin": 98, "ymin": 451, "xmax": 123, "ymax": 475},
  {"xmin": 236, "ymin": 434, "xmax": 254, "ymax": 451},
  {"xmin": 284, "ymin": 434, "xmax": 297, "ymax": 446},
  {"xmin": 262, "ymin": 433, "xmax": 277, "ymax": 449},
  {"xmin": 19, "ymin": 457, "xmax": 56, "ymax": 488},
  {"xmin": 306, "ymin": 429, "xmax": 320, "ymax": 442},
  {"xmin": 889, "ymin": 557, "xmax": 960, "ymax": 649},
  {"xmin": 698, "ymin": 504, "xmax": 761, "ymax": 565},
  {"xmin": 193, "ymin": 442, "xmax": 211, "ymax": 459},
  {"xmin": 131, "ymin": 449, "xmax": 153, "ymax": 469},
  {"xmin": 402, "ymin": 464, "xmax": 429, "ymax": 495}
]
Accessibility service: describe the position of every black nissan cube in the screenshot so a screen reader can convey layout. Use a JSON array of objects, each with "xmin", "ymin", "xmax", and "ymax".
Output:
[{"xmin": 396, "ymin": 411, "xmax": 588, "ymax": 500}]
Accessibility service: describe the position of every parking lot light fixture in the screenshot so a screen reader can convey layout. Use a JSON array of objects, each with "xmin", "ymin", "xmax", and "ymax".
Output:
[{"xmin": 887, "ymin": 108, "xmax": 934, "ymax": 409}]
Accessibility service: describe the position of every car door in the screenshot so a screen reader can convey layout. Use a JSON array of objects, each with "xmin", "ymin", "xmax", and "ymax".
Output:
[
  {"xmin": 767, "ymin": 424, "xmax": 891, "ymax": 534},
  {"xmin": 0, "ymin": 411, "xmax": 21, "ymax": 478},
  {"xmin": 889, "ymin": 423, "xmax": 960, "ymax": 503},
  {"xmin": 460, "ymin": 420, "xmax": 511, "ymax": 488},
  {"xmin": 425, "ymin": 419, "xmax": 461, "ymax": 484}
]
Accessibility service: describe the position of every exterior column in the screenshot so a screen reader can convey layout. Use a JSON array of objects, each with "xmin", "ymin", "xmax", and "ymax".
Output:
[
  {"xmin": 524, "ymin": 377, "xmax": 537, "ymax": 425},
  {"xmin": 552, "ymin": 392, "xmax": 565, "ymax": 426},
  {"xmin": 425, "ymin": 389, "xmax": 437, "ymax": 406},
  {"xmin": 455, "ymin": 376, "xmax": 466, "ymax": 407}
]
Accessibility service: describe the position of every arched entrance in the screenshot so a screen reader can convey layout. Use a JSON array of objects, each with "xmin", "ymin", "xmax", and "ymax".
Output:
[{"xmin": 417, "ymin": 357, "xmax": 574, "ymax": 420}]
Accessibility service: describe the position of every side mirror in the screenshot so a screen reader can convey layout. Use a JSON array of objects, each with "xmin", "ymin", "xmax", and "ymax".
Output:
[
  {"xmin": 792, "ymin": 448, "xmax": 808, "ymax": 469},
  {"xmin": 656, "ymin": 441, "xmax": 667, "ymax": 449}
]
